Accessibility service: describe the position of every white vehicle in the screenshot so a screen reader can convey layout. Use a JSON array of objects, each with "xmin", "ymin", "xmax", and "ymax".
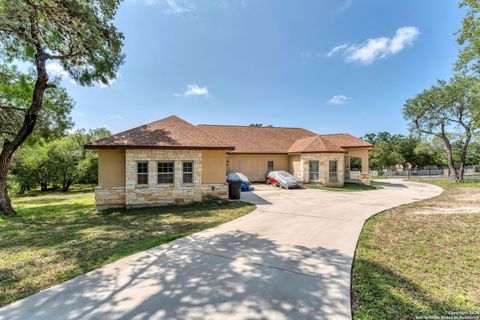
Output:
[{"xmin": 267, "ymin": 171, "xmax": 303, "ymax": 189}]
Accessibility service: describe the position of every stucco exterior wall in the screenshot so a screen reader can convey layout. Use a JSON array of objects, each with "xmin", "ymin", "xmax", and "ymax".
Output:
[
  {"xmin": 289, "ymin": 154, "xmax": 302, "ymax": 179},
  {"xmin": 227, "ymin": 153, "xmax": 289, "ymax": 181},
  {"xmin": 300, "ymin": 153, "xmax": 345, "ymax": 187},
  {"xmin": 344, "ymin": 147, "xmax": 370, "ymax": 174},
  {"xmin": 98, "ymin": 149, "xmax": 125, "ymax": 187},
  {"xmin": 202, "ymin": 150, "xmax": 227, "ymax": 184}
]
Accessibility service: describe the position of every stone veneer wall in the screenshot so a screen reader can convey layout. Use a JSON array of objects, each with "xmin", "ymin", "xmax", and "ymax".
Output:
[
  {"xmin": 124, "ymin": 149, "xmax": 228, "ymax": 208},
  {"xmin": 201, "ymin": 183, "xmax": 228, "ymax": 200},
  {"xmin": 95, "ymin": 186, "xmax": 126, "ymax": 210},
  {"xmin": 300, "ymin": 153, "xmax": 345, "ymax": 187}
]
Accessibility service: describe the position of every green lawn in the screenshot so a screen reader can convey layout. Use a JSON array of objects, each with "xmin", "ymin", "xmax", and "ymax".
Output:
[
  {"xmin": 305, "ymin": 182, "xmax": 383, "ymax": 192},
  {"xmin": 0, "ymin": 186, "xmax": 255, "ymax": 307},
  {"xmin": 352, "ymin": 179, "xmax": 480, "ymax": 320}
]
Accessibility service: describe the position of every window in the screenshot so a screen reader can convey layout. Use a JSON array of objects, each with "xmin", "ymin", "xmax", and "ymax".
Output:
[
  {"xmin": 329, "ymin": 160, "xmax": 338, "ymax": 182},
  {"xmin": 183, "ymin": 161, "xmax": 193, "ymax": 184},
  {"xmin": 267, "ymin": 160, "xmax": 274, "ymax": 172},
  {"xmin": 309, "ymin": 160, "xmax": 319, "ymax": 181},
  {"xmin": 158, "ymin": 162, "xmax": 174, "ymax": 184},
  {"xmin": 137, "ymin": 162, "xmax": 148, "ymax": 185}
]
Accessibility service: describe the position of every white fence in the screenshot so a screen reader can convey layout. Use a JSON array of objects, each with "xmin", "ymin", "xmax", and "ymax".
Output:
[{"xmin": 368, "ymin": 165, "xmax": 480, "ymax": 179}]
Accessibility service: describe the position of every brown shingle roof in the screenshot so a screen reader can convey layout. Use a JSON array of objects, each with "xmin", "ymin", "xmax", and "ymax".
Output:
[
  {"xmin": 288, "ymin": 135, "xmax": 347, "ymax": 153},
  {"xmin": 84, "ymin": 115, "xmax": 234, "ymax": 150},
  {"xmin": 197, "ymin": 125, "xmax": 317, "ymax": 153},
  {"xmin": 320, "ymin": 133, "xmax": 373, "ymax": 148}
]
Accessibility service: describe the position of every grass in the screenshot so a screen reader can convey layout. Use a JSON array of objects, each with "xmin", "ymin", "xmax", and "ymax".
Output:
[
  {"xmin": 352, "ymin": 179, "xmax": 480, "ymax": 320},
  {"xmin": 0, "ymin": 186, "xmax": 255, "ymax": 307},
  {"xmin": 304, "ymin": 182, "xmax": 383, "ymax": 192}
]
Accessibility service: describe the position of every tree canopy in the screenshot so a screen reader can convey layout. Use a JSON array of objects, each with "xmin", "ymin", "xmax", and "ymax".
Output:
[
  {"xmin": 0, "ymin": 0, "xmax": 124, "ymax": 86},
  {"xmin": 0, "ymin": 64, "xmax": 74, "ymax": 146},
  {"xmin": 403, "ymin": 75, "xmax": 480, "ymax": 181},
  {"xmin": 456, "ymin": 0, "xmax": 480, "ymax": 72},
  {"xmin": 0, "ymin": 0, "xmax": 124, "ymax": 215},
  {"xmin": 10, "ymin": 128, "xmax": 111, "ymax": 193}
]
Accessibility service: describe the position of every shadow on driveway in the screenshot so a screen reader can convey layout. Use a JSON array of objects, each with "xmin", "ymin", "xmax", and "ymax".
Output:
[{"xmin": 0, "ymin": 231, "xmax": 351, "ymax": 320}]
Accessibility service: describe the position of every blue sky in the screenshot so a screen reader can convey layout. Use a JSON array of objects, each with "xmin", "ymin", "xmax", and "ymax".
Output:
[{"xmin": 48, "ymin": 0, "xmax": 464, "ymax": 137}]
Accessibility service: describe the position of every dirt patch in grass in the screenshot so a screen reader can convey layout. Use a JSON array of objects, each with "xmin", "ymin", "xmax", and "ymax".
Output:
[
  {"xmin": 352, "ymin": 179, "xmax": 480, "ymax": 319},
  {"xmin": 0, "ymin": 189, "xmax": 255, "ymax": 307},
  {"xmin": 305, "ymin": 182, "xmax": 383, "ymax": 192}
]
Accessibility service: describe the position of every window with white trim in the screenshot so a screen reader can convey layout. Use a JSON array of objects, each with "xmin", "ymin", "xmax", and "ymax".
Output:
[
  {"xmin": 137, "ymin": 162, "xmax": 148, "ymax": 185},
  {"xmin": 158, "ymin": 162, "xmax": 174, "ymax": 184},
  {"xmin": 309, "ymin": 160, "xmax": 319, "ymax": 181},
  {"xmin": 183, "ymin": 161, "xmax": 193, "ymax": 184},
  {"xmin": 329, "ymin": 160, "xmax": 338, "ymax": 182}
]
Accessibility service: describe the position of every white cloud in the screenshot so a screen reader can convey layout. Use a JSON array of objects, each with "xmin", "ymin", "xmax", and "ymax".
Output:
[
  {"xmin": 46, "ymin": 62, "xmax": 76, "ymax": 85},
  {"xmin": 327, "ymin": 26, "xmax": 420, "ymax": 64},
  {"xmin": 326, "ymin": 44, "xmax": 348, "ymax": 57},
  {"xmin": 46, "ymin": 62, "xmax": 119, "ymax": 88},
  {"xmin": 46, "ymin": 62, "xmax": 69, "ymax": 78},
  {"xmin": 127, "ymin": 0, "xmax": 194, "ymax": 13},
  {"xmin": 328, "ymin": 95, "xmax": 351, "ymax": 105},
  {"xmin": 163, "ymin": 0, "xmax": 193, "ymax": 13},
  {"xmin": 175, "ymin": 84, "xmax": 209, "ymax": 97}
]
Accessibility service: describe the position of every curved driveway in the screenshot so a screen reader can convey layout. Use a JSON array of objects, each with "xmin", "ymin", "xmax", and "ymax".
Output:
[{"xmin": 0, "ymin": 180, "xmax": 442, "ymax": 320}]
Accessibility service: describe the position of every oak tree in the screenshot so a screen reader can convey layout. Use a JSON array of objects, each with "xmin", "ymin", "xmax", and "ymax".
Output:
[
  {"xmin": 403, "ymin": 76, "xmax": 480, "ymax": 182},
  {"xmin": 0, "ymin": 0, "xmax": 124, "ymax": 215}
]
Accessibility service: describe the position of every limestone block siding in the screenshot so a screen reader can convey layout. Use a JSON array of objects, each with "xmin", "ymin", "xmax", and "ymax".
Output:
[
  {"xmin": 125, "ymin": 149, "xmax": 204, "ymax": 207},
  {"xmin": 300, "ymin": 153, "xmax": 345, "ymax": 187},
  {"xmin": 95, "ymin": 186, "xmax": 126, "ymax": 210},
  {"xmin": 201, "ymin": 184, "xmax": 228, "ymax": 200}
]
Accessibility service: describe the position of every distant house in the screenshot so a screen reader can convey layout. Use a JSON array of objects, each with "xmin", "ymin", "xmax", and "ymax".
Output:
[{"xmin": 85, "ymin": 115, "xmax": 372, "ymax": 209}]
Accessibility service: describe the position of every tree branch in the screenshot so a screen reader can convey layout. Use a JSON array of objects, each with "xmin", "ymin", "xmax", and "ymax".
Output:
[{"xmin": 0, "ymin": 106, "xmax": 28, "ymax": 112}]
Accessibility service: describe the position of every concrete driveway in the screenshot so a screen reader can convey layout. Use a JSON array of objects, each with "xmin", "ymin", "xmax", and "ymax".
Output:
[{"xmin": 0, "ymin": 179, "xmax": 442, "ymax": 320}]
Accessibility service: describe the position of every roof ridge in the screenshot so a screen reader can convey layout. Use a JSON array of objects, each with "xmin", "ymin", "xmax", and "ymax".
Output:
[
  {"xmin": 89, "ymin": 115, "xmax": 184, "ymax": 145},
  {"xmin": 301, "ymin": 135, "xmax": 319, "ymax": 152},
  {"xmin": 318, "ymin": 135, "xmax": 346, "ymax": 149},
  {"xmin": 319, "ymin": 133, "xmax": 352, "ymax": 136},
  {"xmin": 197, "ymin": 124, "xmax": 309, "ymax": 130}
]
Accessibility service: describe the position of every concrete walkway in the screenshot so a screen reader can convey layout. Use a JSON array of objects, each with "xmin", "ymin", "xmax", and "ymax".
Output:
[{"xmin": 0, "ymin": 179, "xmax": 442, "ymax": 320}]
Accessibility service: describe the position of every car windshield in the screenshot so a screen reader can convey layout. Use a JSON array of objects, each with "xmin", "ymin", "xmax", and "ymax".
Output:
[{"xmin": 279, "ymin": 171, "xmax": 292, "ymax": 178}]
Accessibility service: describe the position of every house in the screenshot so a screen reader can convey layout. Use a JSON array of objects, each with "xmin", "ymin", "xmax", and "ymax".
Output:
[{"xmin": 84, "ymin": 115, "xmax": 372, "ymax": 209}]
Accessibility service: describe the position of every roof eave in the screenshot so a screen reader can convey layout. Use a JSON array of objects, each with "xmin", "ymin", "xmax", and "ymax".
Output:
[
  {"xmin": 288, "ymin": 150, "xmax": 348, "ymax": 154},
  {"xmin": 84, "ymin": 144, "xmax": 235, "ymax": 151},
  {"xmin": 342, "ymin": 145, "xmax": 373, "ymax": 149}
]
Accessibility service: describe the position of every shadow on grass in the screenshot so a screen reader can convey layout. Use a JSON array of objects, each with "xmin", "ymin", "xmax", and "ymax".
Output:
[
  {"xmin": 12, "ymin": 185, "xmax": 96, "ymax": 199},
  {"xmin": 0, "ymin": 231, "xmax": 352, "ymax": 320},
  {"xmin": 0, "ymin": 198, "xmax": 255, "ymax": 307},
  {"xmin": 352, "ymin": 258, "xmax": 465, "ymax": 320},
  {"xmin": 369, "ymin": 181, "xmax": 407, "ymax": 188}
]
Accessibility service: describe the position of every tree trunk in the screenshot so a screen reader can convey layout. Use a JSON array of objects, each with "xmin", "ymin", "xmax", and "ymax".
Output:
[
  {"xmin": 19, "ymin": 184, "xmax": 27, "ymax": 195},
  {"xmin": 40, "ymin": 182, "xmax": 47, "ymax": 191},
  {"xmin": 444, "ymin": 146, "xmax": 458, "ymax": 180},
  {"xmin": 62, "ymin": 179, "xmax": 73, "ymax": 192},
  {"xmin": 458, "ymin": 163, "xmax": 465, "ymax": 183},
  {"xmin": 0, "ymin": 146, "xmax": 15, "ymax": 215},
  {"xmin": 457, "ymin": 129, "xmax": 471, "ymax": 183},
  {"xmin": 0, "ymin": 49, "xmax": 48, "ymax": 216},
  {"xmin": 440, "ymin": 134, "xmax": 458, "ymax": 181}
]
